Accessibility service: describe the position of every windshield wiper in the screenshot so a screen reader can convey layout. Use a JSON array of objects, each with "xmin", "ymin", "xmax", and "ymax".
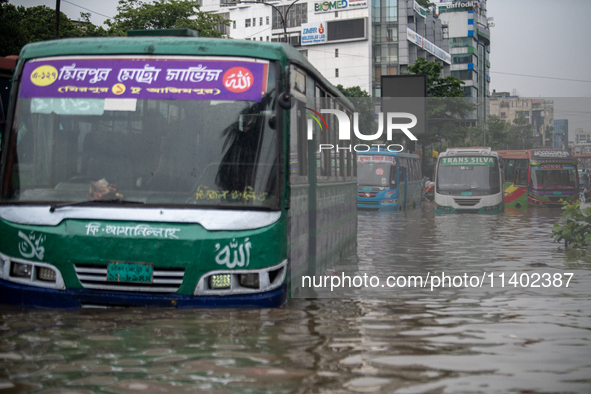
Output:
[{"xmin": 49, "ymin": 198, "xmax": 146, "ymax": 212}]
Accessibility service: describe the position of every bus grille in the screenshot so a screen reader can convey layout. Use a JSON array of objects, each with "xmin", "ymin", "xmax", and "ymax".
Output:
[
  {"xmin": 548, "ymin": 196, "xmax": 566, "ymax": 202},
  {"xmin": 454, "ymin": 198, "xmax": 481, "ymax": 207},
  {"xmin": 74, "ymin": 264, "xmax": 184, "ymax": 293},
  {"xmin": 457, "ymin": 209, "xmax": 480, "ymax": 214},
  {"xmin": 359, "ymin": 201, "xmax": 380, "ymax": 205}
]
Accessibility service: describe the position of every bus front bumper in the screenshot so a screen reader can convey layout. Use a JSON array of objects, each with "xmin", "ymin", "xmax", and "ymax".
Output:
[
  {"xmin": 435, "ymin": 203, "xmax": 504, "ymax": 214},
  {"xmin": 0, "ymin": 278, "xmax": 287, "ymax": 309}
]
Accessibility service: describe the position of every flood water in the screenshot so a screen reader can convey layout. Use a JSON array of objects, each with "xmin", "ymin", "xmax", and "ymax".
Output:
[{"xmin": 1, "ymin": 202, "xmax": 591, "ymax": 393}]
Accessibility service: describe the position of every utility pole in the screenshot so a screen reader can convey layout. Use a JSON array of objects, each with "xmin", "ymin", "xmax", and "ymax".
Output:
[
  {"xmin": 230, "ymin": 0, "xmax": 301, "ymax": 43},
  {"xmin": 55, "ymin": 0, "xmax": 61, "ymax": 39}
]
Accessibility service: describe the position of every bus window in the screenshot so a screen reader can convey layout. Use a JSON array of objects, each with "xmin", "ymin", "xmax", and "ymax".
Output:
[
  {"xmin": 389, "ymin": 163, "xmax": 398, "ymax": 187},
  {"xmin": 505, "ymin": 159, "xmax": 516, "ymax": 183}
]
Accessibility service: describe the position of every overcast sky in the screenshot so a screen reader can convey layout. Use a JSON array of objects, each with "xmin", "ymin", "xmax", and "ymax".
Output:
[{"xmin": 9, "ymin": 0, "xmax": 591, "ymax": 133}]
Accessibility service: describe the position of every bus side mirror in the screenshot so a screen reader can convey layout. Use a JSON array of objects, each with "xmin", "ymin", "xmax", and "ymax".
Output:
[
  {"xmin": 278, "ymin": 92, "xmax": 293, "ymax": 110},
  {"xmin": 278, "ymin": 65, "xmax": 293, "ymax": 110}
]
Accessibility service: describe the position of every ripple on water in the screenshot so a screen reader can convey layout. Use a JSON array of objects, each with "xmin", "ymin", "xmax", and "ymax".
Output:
[{"xmin": 0, "ymin": 206, "xmax": 590, "ymax": 393}]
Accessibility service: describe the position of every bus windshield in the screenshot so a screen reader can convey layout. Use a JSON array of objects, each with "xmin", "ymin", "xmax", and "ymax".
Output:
[
  {"xmin": 2, "ymin": 58, "xmax": 280, "ymax": 209},
  {"xmin": 530, "ymin": 165, "xmax": 577, "ymax": 191},
  {"xmin": 437, "ymin": 156, "xmax": 500, "ymax": 195},
  {"xmin": 357, "ymin": 162, "xmax": 396, "ymax": 188}
]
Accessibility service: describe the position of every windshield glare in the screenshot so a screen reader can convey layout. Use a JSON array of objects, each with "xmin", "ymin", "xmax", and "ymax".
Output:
[
  {"xmin": 357, "ymin": 162, "xmax": 396, "ymax": 188},
  {"xmin": 437, "ymin": 156, "xmax": 500, "ymax": 194},
  {"xmin": 530, "ymin": 166, "xmax": 577, "ymax": 190},
  {"xmin": 3, "ymin": 64, "xmax": 280, "ymax": 209}
]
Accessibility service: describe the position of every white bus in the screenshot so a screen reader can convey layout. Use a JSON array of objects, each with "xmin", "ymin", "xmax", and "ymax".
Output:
[{"xmin": 434, "ymin": 147, "xmax": 504, "ymax": 214}]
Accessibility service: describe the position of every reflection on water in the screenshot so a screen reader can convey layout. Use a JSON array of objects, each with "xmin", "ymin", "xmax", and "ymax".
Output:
[{"xmin": 1, "ymin": 204, "xmax": 591, "ymax": 393}]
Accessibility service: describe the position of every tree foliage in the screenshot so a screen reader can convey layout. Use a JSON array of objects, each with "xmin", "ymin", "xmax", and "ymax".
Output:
[
  {"xmin": 552, "ymin": 200, "xmax": 591, "ymax": 249},
  {"xmin": 0, "ymin": 1, "xmax": 107, "ymax": 56},
  {"xmin": 415, "ymin": 0, "xmax": 435, "ymax": 9},
  {"xmin": 405, "ymin": 57, "xmax": 474, "ymax": 147},
  {"xmin": 0, "ymin": 0, "xmax": 26, "ymax": 56},
  {"xmin": 507, "ymin": 114, "xmax": 535, "ymax": 150},
  {"xmin": 336, "ymin": 84, "xmax": 374, "ymax": 142},
  {"xmin": 406, "ymin": 57, "xmax": 465, "ymax": 98},
  {"xmin": 336, "ymin": 85, "xmax": 370, "ymax": 98},
  {"xmin": 105, "ymin": 0, "xmax": 229, "ymax": 37},
  {"xmin": 0, "ymin": 0, "xmax": 229, "ymax": 57},
  {"xmin": 468, "ymin": 115, "xmax": 510, "ymax": 150}
]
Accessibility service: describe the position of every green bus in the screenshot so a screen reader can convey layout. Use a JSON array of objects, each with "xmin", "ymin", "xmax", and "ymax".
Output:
[{"xmin": 0, "ymin": 30, "xmax": 357, "ymax": 308}]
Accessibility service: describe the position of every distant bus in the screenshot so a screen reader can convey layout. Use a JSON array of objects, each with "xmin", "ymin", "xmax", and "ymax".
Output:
[
  {"xmin": 525, "ymin": 149, "xmax": 579, "ymax": 207},
  {"xmin": 434, "ymin": 147, "xmax": 504, "ymax": 214},
  {"xmin": 0, "ymin": 30, "xmax": 358, "ymax": 308},
  {"xmin": 496, "ymin": 150, "xmax": 529, "ymax": 209},
  {"xmin": 357, "ymin": 149, "xmax": 422, "ymax": 210}
]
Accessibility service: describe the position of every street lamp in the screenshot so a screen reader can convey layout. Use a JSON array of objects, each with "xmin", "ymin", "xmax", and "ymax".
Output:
[{"xmin": 229, "ymin": 0, "xmax": 301, "ymax": 43}]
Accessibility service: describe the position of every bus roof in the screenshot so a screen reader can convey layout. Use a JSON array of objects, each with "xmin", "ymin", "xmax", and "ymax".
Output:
[
  {"xmin": 357, "ymin": 148, "xmax": 419, "ymax": 158},
  {"xmin": 441, "ymin": 147, "xmax": 497, "ymax": 158},
  {"xmin": 497, "ymin": 149, "xmax": 577, "ymax": 163},
  {"xmin": 496, "ymin": 150, "xmax": 529, "ymax": 159},
  {"xmin": 16, "ymin": 36, "xmax": 351, "ymax": 106}
]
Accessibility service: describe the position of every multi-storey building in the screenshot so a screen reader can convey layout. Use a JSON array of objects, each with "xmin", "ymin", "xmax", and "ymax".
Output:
[
  {"xmin": 437, "ymin": 0, "xmax": 491, "ymax": 124},
  {"xmin": 575, "ymin": 128, "xmax": 590, "ymax": 144},
  {"xmin": 201, "ymin": 0, "xmax": 451, "ymax": 97},
  {"xmin": 554, "ymin": 119, "xmax": 568, "ymax": 149},
  {"xmin": 489, "ymin": 92, "xmax": 555, "ymax": 147}
]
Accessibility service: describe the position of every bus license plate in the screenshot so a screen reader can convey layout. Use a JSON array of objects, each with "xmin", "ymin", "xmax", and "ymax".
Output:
[{"xmin": 107, "ymin": 262, "xmax": 153, "ymax": 283}]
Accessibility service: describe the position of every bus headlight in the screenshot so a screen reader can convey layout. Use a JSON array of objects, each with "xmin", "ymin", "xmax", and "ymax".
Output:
[
  {"xmin": 239, "ymin": 273, "xmax": 259, "ymax": 289},
  {"xmin": 195, "ymin": 260, "xmax": 287, "ymax": 295},
  {"xmin": 37, "ymin": 267, "xmax": 57, "ymax": 282},
  {"xmin": 1, "ymin": 253, "xmax": 65, "ymax": 289},
  {"xmin": 209, "ymin": 274, "xmax": 231, "ymax": 289},
  {"xmin": 11, "ymin": 262, "xmax": 32, "ymax": 278}
]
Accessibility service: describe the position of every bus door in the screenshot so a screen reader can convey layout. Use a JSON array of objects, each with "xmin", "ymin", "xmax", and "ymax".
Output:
[
  {"xmin": 288, "ymin": 70, "xmax": 314, "ymax": 282},
  {"xmin": 504, "ymin": 158, "xmax": 528, "ymax": 209}
]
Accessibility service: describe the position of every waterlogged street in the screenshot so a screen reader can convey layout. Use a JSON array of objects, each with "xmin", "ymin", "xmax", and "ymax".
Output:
[{"xmin": 1, "ymin": 203, "xmax": 591, "ymax": 393}]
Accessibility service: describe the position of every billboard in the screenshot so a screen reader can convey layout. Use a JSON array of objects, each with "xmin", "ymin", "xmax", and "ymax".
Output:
[{"xmin": 381, "ymin": 75, "xmax": 427, "ymax": 136}]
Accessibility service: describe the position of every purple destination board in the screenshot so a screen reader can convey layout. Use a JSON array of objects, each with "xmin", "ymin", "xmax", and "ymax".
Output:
[{"xmin": 20, "ymin": 57, "xmax": 269, "ymax": 102}]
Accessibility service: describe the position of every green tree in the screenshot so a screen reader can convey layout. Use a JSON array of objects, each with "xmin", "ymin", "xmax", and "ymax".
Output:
[
  {"xmin": 0, "ymin": 0, "xmax": 26, "ymax": 56},
  {"xmin": 507, "ymin": 114, "xmax": 535, "ymax": 150},
  {"xmin": 106, "ymin": 0, "xmax": 229, "ymax": 37},
  {"xmin": 405, "ymin": 57, "xmax": 473, "ymax": 148},
  {"xmin": 335, "ymin": 84, "xmax": 374, "ymax": 143},
  {"xmin": 552, "ymin": 200, "xmax": 591, "ymax": 248},
  {"xmin": 406, "ymin": 57, "xmax": 465, "ymax": 98},
  {"xmin": 0, "ymin": 2, "xmax": 107, "ymax": 56},
  {"xmin": 469, "ymin": 115, "xmax": 510, "ymax": 150},
  {"xmin": 336, "ymin": 85, "xmax": 370, "ymax": 98},
  {"xmin": 415, "ymin": 0, "xmax": 435, "ymax": 9},
  {"xmin": 20, "ymin": 6, "xmax": 89, "ymax": 42}
]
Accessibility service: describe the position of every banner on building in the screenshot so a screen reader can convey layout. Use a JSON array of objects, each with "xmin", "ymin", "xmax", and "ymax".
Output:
[
  {"xmin": 301, "ymin": 22, "xmax": 328, "ymax": 45},
  {"xmin": 413, "ymin": 0, "xmax": 428, "ymax": 18},
  {"xmin": 406, "ymin": 28, "xmax": 452, "ymax": 64},
  {"xmin": 314, "ymin": 0, "xmax": 367, "ymax": 13}
]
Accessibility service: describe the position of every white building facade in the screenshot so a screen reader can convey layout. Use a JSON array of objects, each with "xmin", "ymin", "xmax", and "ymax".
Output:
[
  {"xmin": 201, "ymin": 0, "xmax": 451, "ymax": 96},
  {"xmin": 201, "ymin": 0, "xmax": 372, "ymax": 91}
]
